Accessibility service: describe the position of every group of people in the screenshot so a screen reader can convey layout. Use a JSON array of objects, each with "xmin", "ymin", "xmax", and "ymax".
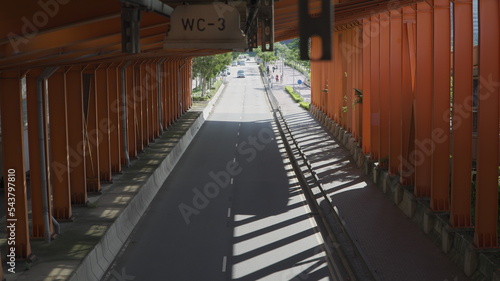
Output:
[{"xmin": 266, "ymin": 65, "xmax": 282, "ymax": 82}]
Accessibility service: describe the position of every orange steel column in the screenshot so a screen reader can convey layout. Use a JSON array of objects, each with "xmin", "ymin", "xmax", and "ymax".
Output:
[
  {"xmin": 353, "ymin": 27, "xmax": 359, "ymax": 133},
  {"xmin": 150, "ymin": 60, "xmax": 155, "ymax": 140},
  {"xmin": 170, "ymin": 59, "xmax": 176, "ymax": 121},
  {"xmin": 141, "ymin": 61, "xmax": 149, "ymax": 146},
  {"xmin": 327, "ymin": 44, "xmax": 334, "ymax": 119},
  {"xmin": 344, "ymin": 29, "xmax": 353, "ymax": 132},
  {"xmin": 0, "ymin": 255, "xmax": 3, "ymax": 280},
  {"xmin": 400, "ymin": 7, "xmax": 417, "ymax": 183},
  {"xmin": 96, "ymin": 65, "xmax": 112, "ymax": 182},
  {"xmin": 134, "ymin": 61, "xmax": 147, "ymax": 152},
  {"xmin": 389, "ymin": 9, "xmax": 403, "ymax": 175},
  {"xmin": 83, "ymin": 67, "xmax": 100, "ymax": 193},
  {"xmin": 161, "ymin": 60, "xmax": 168, "ymax": 128},
  {"xmin": 168, "ymin": 60, "xmax": 174, "ymax": 126},
  {"xmin": 108, "ymin": 64, "xmax": 122, "ymax": 173},
  {"xmin": 48, "ymin": 70, "xmax": 72, "ymax": 219},
  {"xmin": 334, "ymin": 32, "xmax": 343, "ymax": 123},
  {"xmin": 26, "ymin": 69, "xmax": 54, "ymax": 237},
  {"xmin": 126, "ymin": 63, "xmax": 137, "ymax": 158},
  {"xmin": 414, "ymin": 1, "xmax": 433, "ymax": 197},
  {"xmin": 118, "ymin": 63, "xmax": 128, "ymax": 167},
  {"xmin": 149, "ymin": 60, "xmax": 157, "ymax": 140},
  {"xmin": 168, "ymin": 59, "xmax": 173, "ymax": 126},
  {"xmin": 379, "ymin": 13, "xmax": 390, "ymax": 165},
  {"xmin": 473, "ymin": 0, "xmax": 500, "ymax": 248},
  {"xmin": 450, "ymin": 0, "xmax": 473, "ymax": 228},
  {"xmin": 310, "ymin": 37, "xmax": 321, "ymax": 111},
  {"xmin": 370, "ymin": 15, "xmax": 381, "ymax": 160},
  {"xmin": 362, "ymin": 18, "xmax": 372, "ymax": 153},
  {"xmin": 173, "ymin": 59, "xmax": 179, "ymax": 120},
  {"xmin": 355, "ymin": 26, "xmax": 363, "ymax": 141},
  {"xmin": 66, "ymin": 68, "xmax": 87, "ymax": 204},
  {"xmin": 185, "ymin": 59, "xmax": 190, "ymax": 111},
  {"xmin": 187, "ymin": 59, "xmax": 193, "ymax": 109},
  {"xmin": 430, "ymin": 0, "xmax": 451, "ymax": 211},
  {"xmin": 0, "ymin": 71, "xmax": 32, "ymax": 258}
]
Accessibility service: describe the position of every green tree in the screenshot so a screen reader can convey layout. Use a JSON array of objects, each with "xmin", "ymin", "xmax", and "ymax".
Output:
[
  {"xmin": 192, "ymin": 53, "xmax": 232, "ymax": 97},
  {"xmin": 254, "ymin": 46, "xmax": 277, "ymax": 65}
]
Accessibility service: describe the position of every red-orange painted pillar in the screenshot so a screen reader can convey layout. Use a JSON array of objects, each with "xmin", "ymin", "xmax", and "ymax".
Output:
[
  {"xmin": 389, "ymin": 9, "xmax": 403, "ymax": 175},
  {"xmin": 126, "ymin": 63, "xmax": 137, "ymax": 158},
  {"xmin": 48, "ymin": 70, "xmax": 72, "ymax": 219},
  {"xmin": 414, "ymin": 1, "xmax": 433, "ymax": 197},
  {"xmin": 177, "ymin": 59, "xmax": 182, "ymax": 118},
  {"xmin": 149, "ymin": 60, "xmax": 155, "ymax": 141},
  {"xmin": 310, "ymin": 37, "xmax": 322, "ymax": 112},
  {"xmin": 26, "ymin": 69, "xmax": 54, "ymax": 237},
  {"xmin": 379, "ymin": 13, "xmax": 390, "ymax": 164},
  {"xmin": 96, "ymin": 65, "xmax": 112, "ymax": 183},
  {"xmin": 187, "ymin": 59, "xmax": 193, "ymax": 109},
  {"xmin": 83, "ymin": 67, "xmax": 100, "ymax": 193},
  {"xmin": 135, "ymin": 62, "xmax": 145, "ymax": 152},
  {"xmin": 160, "ymin": 60, "xmax": 167, "ymax": 129},
  {"xmin": 473, "ymin": 0, "xmax": 500, "ymax": 248},
  {"xmin": 149, "ymin": 60, "xmax": 158, "ymax": 140},
  {"xmin": 143, "ymin": 61, "xmax": 150, "ymax": 146},
  {"xmin": 167, "ymin": 59, "xmax": 173, "ymax": 127},
  {"xmin": 430, "ymin": 0, "xmax": 451, "ymax": 211},
  {"xmin": 0, "ymin": 254, "xmax": 4, "ymax": 279},
  {"xmin": 370, "ymin": 16, "xmax": 381, "ymax": 160},
  {"xmin": 334, "ymin": 32, "xmax": 343, "ymax": 123},
  {"xmin": 362, "ymin": 18, "xmax": 372, "ymax": 154},
  {"xmin": 108, "ymin": 64, "xmax": 122, "ymax": 173},
  {"xmin": 0, "ymin": 71, "xmax": 32, "ymax": 258},
  {"xmin": 356, "ymin": 26, "xmax": 363, "ymax": 142},
  {"xmin": 327, "ymin": 39, "xmax": 335, "ymax": 120},
  {"xmin": 450, "ymin": 0, "xmax": 473, "ymax": 228},
  {"xmin": 119, "ymin": 62, "xmax": 128, "ymax": 167},
  {"xmin": 400, "ymin": 6, "xmax": 417, "ymax": 184},
  {"xmin": 66, "ymin": 67, "xmax": 87, "ymax": 204}
]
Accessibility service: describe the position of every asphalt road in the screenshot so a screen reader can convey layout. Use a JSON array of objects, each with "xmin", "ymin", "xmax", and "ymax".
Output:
[{"xmin": 102, "ymin": 62, "xmax": 333, "ymax": 281}]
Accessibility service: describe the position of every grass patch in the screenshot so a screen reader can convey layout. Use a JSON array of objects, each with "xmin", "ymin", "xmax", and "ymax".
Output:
[
  {"xmin": 299, "ymin": 102, "xmax": 310, "ymax": 110},
  {"xmin": 192, "ymin": 80, "xmax": 223, "ymax": 101},
  {"xmin": 285, "ymin": 86, "xmax": 310, "ymax": 110}
]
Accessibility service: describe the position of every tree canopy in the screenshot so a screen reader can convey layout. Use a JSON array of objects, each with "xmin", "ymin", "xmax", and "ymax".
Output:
[{"xmin": 192, "ymin": 53, "xmax": 232, "ymax": 96}]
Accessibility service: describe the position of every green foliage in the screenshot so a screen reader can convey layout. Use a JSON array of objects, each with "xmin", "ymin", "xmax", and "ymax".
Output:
[
  {"xmin": 254, "ymin": 46, "xmax": 277, "ymax": 64},
  {"xmin": 192, "ymin": 80, "xmax": 222, "ymax": 101},
  {"xmin": 299, "ymin": 102, "xmax": 310, "ymax": 110},
  {"xmin": 192, "ymin": 53, "xmax": 232, "ymax": 96},
  {"xmin": 231, "ymin": 51, "xmax": 241, "ymax": 60},
  {"xmin": 284, "ymin": 86, "xmax": 302, "ymax": 102}
]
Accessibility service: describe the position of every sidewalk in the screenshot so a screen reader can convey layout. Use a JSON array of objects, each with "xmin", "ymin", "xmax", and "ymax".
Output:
[
  {"xmin": 266, "ymin": 61, "xmax": 311, "ymax": 103},
  {"xmin": 269, "ymin": 64, "xmax": 470, "ymax": 281}
]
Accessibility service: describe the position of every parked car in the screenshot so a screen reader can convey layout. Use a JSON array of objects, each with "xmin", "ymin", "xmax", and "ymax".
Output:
[
  {"xmin": 231, "ymin": 61, "xmax": 237, "ymax": 66},
  {"xmin": 237, "ymin": 60, "xmax": 246, "ymax": 66},
  {"xmin": 237, "ymin": 70, "xmax": 245, "ymax": 78}
]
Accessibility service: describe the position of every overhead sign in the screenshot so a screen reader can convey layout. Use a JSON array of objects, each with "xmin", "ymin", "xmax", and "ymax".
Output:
[{"xmin": 164, "ymin": 3, "xmax": 247, "ymax": 49}]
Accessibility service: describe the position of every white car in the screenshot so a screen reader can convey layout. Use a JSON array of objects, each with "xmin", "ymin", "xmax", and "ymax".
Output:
[{"xmin": 237, "ymin": 70, "xmax": 245, "ymax": 78}]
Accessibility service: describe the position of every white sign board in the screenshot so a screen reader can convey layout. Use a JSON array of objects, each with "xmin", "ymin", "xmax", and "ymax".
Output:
[{"xmin": 164, "ymin": 3, "xmax": 247, "ymax": 49}]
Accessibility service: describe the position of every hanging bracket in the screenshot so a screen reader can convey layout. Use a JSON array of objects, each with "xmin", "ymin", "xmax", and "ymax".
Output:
[
  {"xmin": 260, "ymin": 0, "xmax": 274, "ymax": 51},
  {"xmin": 298, "ymin": 0, "xmax": 333, "ymax": 60}
]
